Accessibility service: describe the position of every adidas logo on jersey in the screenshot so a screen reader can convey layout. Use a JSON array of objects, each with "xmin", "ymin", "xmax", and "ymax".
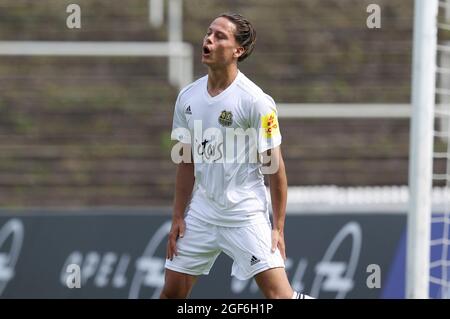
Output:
[
  {"xmin": 185, "ymin": 105, "xmax": 192, "ymax": 114},
  {"xmin": 250, "ymin": 255, "xmax": 260, "ymax": 266}
]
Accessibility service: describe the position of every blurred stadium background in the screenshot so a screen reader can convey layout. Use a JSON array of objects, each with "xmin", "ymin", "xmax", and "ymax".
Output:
[{"xmin": 0, "ymin": 0, "xmax": 448, "ymax": 298}]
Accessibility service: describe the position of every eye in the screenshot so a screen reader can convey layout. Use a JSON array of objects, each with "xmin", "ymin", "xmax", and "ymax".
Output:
[{"xmin": 217, "ymin": 33, "xmax": 227, "ymax": 40}]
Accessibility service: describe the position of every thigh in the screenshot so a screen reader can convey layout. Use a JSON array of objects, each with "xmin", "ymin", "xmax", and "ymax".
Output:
[
  {"xmin": 160, "ymin": 268, "xmax": 198, "ymax": 299},
  {"xmin": 165, "ymin": 214, "xmax": 221, "ymax": 276},
  {"xmin": 218, "ymin": 222, "xmax": 285, "ymax": 281},
  {"xmin": 254, "ymin": 267, "xmax": 293, "ymax": 299}
]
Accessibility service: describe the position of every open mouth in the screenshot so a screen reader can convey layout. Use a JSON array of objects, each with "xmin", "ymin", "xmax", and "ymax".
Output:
[{"xmin": 202, "ymin": 46, "xmax": 211, "ymax": 55}]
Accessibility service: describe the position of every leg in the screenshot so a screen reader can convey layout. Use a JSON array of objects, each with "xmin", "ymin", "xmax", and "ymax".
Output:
[
  {"xmin": 161, "ymin": 214, "xmax": 220, "ymax": 299},
  {"xmin": 254, "ymin": 267, "xmax": 294, "ymax": 299},
  {"xmin": 219, "ymin": 223, "xmax": 313, "ymax": 299},
  {"xmin": 160, "ymin": 269, "xmax": 198, "ymax": 299}
]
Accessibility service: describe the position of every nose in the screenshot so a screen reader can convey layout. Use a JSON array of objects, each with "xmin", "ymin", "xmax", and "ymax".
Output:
[{"xmin": 205, "ymin": 33, "xmax": 213, "ymax": 44}]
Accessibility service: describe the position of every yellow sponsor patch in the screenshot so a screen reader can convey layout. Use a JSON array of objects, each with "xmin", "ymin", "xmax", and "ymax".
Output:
[{"xmin": 261, "ymin": 111, "xmax": 280, "ymax": 138}]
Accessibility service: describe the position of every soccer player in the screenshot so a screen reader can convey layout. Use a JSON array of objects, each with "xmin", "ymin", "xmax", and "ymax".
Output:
[{"xmin": 160, "ymin": 13, "xmax": 312, "ymax": 299}]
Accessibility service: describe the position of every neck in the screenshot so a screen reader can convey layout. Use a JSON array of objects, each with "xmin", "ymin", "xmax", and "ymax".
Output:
[{"xmin": 207, "ymin": 64, "xmax": 238, "ymax": 97}]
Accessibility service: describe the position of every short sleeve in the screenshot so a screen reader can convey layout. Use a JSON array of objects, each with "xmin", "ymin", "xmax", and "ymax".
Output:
[
  {"xmin": 171, "ymin": 93, "xmax": 191, "ymax": 144},
  {"xmin": 249, "ymin": 94, "xmax": 282, "ymax": 153}
]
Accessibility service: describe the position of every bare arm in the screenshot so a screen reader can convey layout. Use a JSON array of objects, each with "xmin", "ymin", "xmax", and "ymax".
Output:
[
  {"xmin": 262, "ymin": 146, "xmax": 288, "ymax": 260},
  {"xmin": 167, "ymin": 149, "xmax": 195, "ymax": 260},
  {"xmin": 172, "ymin": 161, "xmax": 195, "ymax": 219}
]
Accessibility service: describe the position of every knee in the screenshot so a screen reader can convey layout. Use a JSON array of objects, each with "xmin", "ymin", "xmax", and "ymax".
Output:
[
  {"xmin": 160, "ymin": 286, "xmax": 189, "ymax": 299},
  {"xmin": 263, "ymin": 288, "xmax": 293, "ymax": 299},
  {"xmin": 160, "ymin": 269, "xmax": 197, "ymax": 299}
]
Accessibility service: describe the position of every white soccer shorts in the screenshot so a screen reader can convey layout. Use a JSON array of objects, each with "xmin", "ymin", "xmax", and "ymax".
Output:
[{"xmin": 165, "ymin": 214, "xmax": 285, "ymax": 280}]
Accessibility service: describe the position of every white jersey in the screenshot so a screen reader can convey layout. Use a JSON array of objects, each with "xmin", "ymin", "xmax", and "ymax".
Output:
[{"xmin": 171, "ymin": 70, "xmax": 282, "ymax": 227}]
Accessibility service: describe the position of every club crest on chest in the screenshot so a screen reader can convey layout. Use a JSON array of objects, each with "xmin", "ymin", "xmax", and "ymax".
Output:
[{"xmin": 218, "ymin": 110, "xmax": 233, "ymax": 127}]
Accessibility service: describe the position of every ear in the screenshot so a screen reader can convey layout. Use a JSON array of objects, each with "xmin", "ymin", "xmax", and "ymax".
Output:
[{"xmin": 233, "ymin": 46, "xmax": 245, "ymax": 59}]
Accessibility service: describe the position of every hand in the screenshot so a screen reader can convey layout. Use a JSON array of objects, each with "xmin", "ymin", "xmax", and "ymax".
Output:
[
  {"xmin": 271, "ymin": 229, "xmax": 286, "ymax": 261},
  {"xmin": 166, "ymin": 217, "xmax": 186, "ymax": 261}
]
